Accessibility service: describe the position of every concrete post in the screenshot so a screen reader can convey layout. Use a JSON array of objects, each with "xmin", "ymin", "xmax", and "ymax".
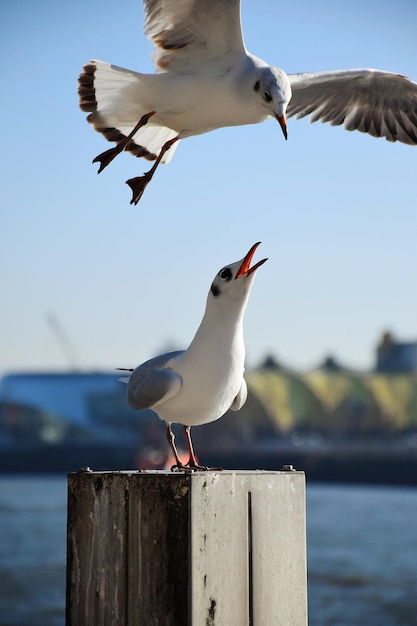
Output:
[{"xmin": 66, "ymin": 470, "xmax": 307, "ymax": 625}]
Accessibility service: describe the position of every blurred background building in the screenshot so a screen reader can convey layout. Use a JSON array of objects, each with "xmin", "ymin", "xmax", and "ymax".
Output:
[{"xmin": 0, "ymin": 331, "xmax": 416, "ymax": 482}]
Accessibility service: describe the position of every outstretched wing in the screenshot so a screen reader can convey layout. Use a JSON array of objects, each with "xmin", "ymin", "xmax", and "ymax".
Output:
[
  {"xmin": 287, "ymin": 69, "xmax": 417, "ymax": 145},
  {"xmin": 143, "ymin": 0, "xmax": 245, "ymax": 73},
  {"xmin": 126, "ymin": 350, "xmax": 185, "ymax": 410}
]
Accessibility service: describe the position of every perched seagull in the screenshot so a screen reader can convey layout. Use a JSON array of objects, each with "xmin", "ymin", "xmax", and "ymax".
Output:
[
  {"xmin": 79, "ymin": 0, "xmax": 417, "ymax": 205},
  {"xmin": 118, "ymin": 242, "xmax": 267, "ymax": 470}
]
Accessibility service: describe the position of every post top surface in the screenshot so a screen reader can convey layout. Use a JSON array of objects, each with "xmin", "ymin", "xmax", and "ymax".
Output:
[{"xmin": 69, "ymin": 468, "xmax": 305, "ymax": 477}]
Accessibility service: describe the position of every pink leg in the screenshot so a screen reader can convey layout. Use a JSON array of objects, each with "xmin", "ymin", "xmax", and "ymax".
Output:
[
  {"xmin": 167, "ymin": 423, "xmax": 223, "ymax": 472},
  {"xmin": 166, "ymin": 423, "xmax": 187, "ymax": 470},
  {"xmin": 183, "ymin": 426, "xmax": 210, "ymax": 471}
]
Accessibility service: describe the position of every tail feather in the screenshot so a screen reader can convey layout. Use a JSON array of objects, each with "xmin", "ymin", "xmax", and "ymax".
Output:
[
  {"xmin": 117, "ymin": 368, "xmax": 132, "ymax": 385},
  {"xmin": 78, "ymin": 60, "xmax": 179, "ymax": 163}
]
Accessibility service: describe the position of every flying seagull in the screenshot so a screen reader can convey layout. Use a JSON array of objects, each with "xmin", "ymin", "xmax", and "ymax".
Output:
[
  {"xmin": 79, "ymin": 0, "xmax": 417, "ymax": 205},
  {"xmin": 118, "ymin": 242, "xmax": 267, "ymax": 470}
]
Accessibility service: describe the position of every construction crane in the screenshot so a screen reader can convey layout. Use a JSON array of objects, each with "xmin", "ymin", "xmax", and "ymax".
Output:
[{"xmin": 45, "ymin": 313, "xmax": 79, "ymax": 370}]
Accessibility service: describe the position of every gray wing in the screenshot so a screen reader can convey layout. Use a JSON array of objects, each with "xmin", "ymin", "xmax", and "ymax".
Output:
[
  {"xmin": 229, "ymin": 378, "xmax": 247, "ymax": 412},
  {"xmin": 126, "ymin": 350, "xmax": 184, "ymax": 410},
  {"xmin": 143, "ymin": 0, "xmax": 245, "ymax": 73},
  {"xmin": 287, "ymin": 69, "xmax": 417, "ymax": 145}
]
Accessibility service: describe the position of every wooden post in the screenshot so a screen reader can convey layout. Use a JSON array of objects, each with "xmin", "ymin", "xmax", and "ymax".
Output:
[{"xmin": 66, "ymin": 470, "xmax": 307, "ymax": 625}]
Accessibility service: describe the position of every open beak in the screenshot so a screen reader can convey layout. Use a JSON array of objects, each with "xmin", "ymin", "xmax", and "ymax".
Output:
[
  {"xmin": 276, "ymin": 114, "xmax": 288, "ymax": 140},
  {"xmin": 235, "ymin": 242, "xmax": 268, "ymax": 279}
]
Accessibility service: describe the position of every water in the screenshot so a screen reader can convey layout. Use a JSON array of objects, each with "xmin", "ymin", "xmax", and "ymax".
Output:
[
  {"xmin": 0, "ymin": 477, "xmax": 67, "ymax": 626},
  {"xmin": 0, "ymin": 478, "xmax": 416, "ymax": 626},
  {"xmin": 307, "ymin": 484, "xmax": 417, "ymax": 625}
]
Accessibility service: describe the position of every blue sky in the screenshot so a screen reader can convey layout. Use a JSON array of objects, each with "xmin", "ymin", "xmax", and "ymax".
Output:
[{"xmin": 1, "ymin": 0, "xmax": 416, "ymax": 376}]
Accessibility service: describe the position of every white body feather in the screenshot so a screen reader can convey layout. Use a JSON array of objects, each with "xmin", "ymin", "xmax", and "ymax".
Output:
[{"xmin": 124, "ymin": 245, "xmax": 266, "ymax": 428}]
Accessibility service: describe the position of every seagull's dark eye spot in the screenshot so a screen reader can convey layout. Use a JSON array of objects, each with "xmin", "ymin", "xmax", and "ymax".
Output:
[
  {"xmin": 219, "ymin": 267, "xmax": 232, "ymax": 281},
  {"xmin": 253, "ymin": 80, "xmax": 260, "ymax": 92},
  {"xmin": 264, "ymin": 90, "xmax": 272, "ymax": 102},
  {"xmin": 211, "ymin": 284, "xmax": 220, "ymax": 297}
]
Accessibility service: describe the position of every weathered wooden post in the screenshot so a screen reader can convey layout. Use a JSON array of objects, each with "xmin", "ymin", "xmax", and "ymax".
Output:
[{"xmin": 66, "ymin": 469, "xmax": 307, "ymax": 625}]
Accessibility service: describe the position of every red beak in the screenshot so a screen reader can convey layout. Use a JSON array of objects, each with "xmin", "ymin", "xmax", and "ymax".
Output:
[
  {"xmin": 276, "ymin": 114, "xmax": 288, "ymax": 140},
  {"xmin": 235, "ymin": 242, "xmax": 268, "ymax": 279}
]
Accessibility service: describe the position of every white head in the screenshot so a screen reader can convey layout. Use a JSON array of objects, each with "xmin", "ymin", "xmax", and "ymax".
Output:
[
  {"xmin": 253, "ymin": 67, "xmax": 292, "ymax": 139},
  {"xmin": 208, "ymin": 242, "xmax": 267, "ymax": 314}
]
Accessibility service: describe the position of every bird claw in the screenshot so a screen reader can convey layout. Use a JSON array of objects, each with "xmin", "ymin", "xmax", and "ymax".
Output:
[
  {"xmin": 170, "ymin": 462, "xmax": 223, "ymax": 473},
  {"xmin": 187, "ymin": 462, "xmax": 210, "ymax": 471},
  {"xmin": 93, "ymin": 146, "xmax": 122, "ymax": 173},
  {"xmin": 170, "ymin": 464, "xmax": 193, "ymax": 473},
  {"xmin": 126, "ymin": 174, "xmax": 151, "ymax": 205}
]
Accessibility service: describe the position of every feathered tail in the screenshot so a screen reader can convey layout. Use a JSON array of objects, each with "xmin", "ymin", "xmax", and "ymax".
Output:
[{"xmin": 78, "ymin": 60, "xmax": 179, "ymax": 163}]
